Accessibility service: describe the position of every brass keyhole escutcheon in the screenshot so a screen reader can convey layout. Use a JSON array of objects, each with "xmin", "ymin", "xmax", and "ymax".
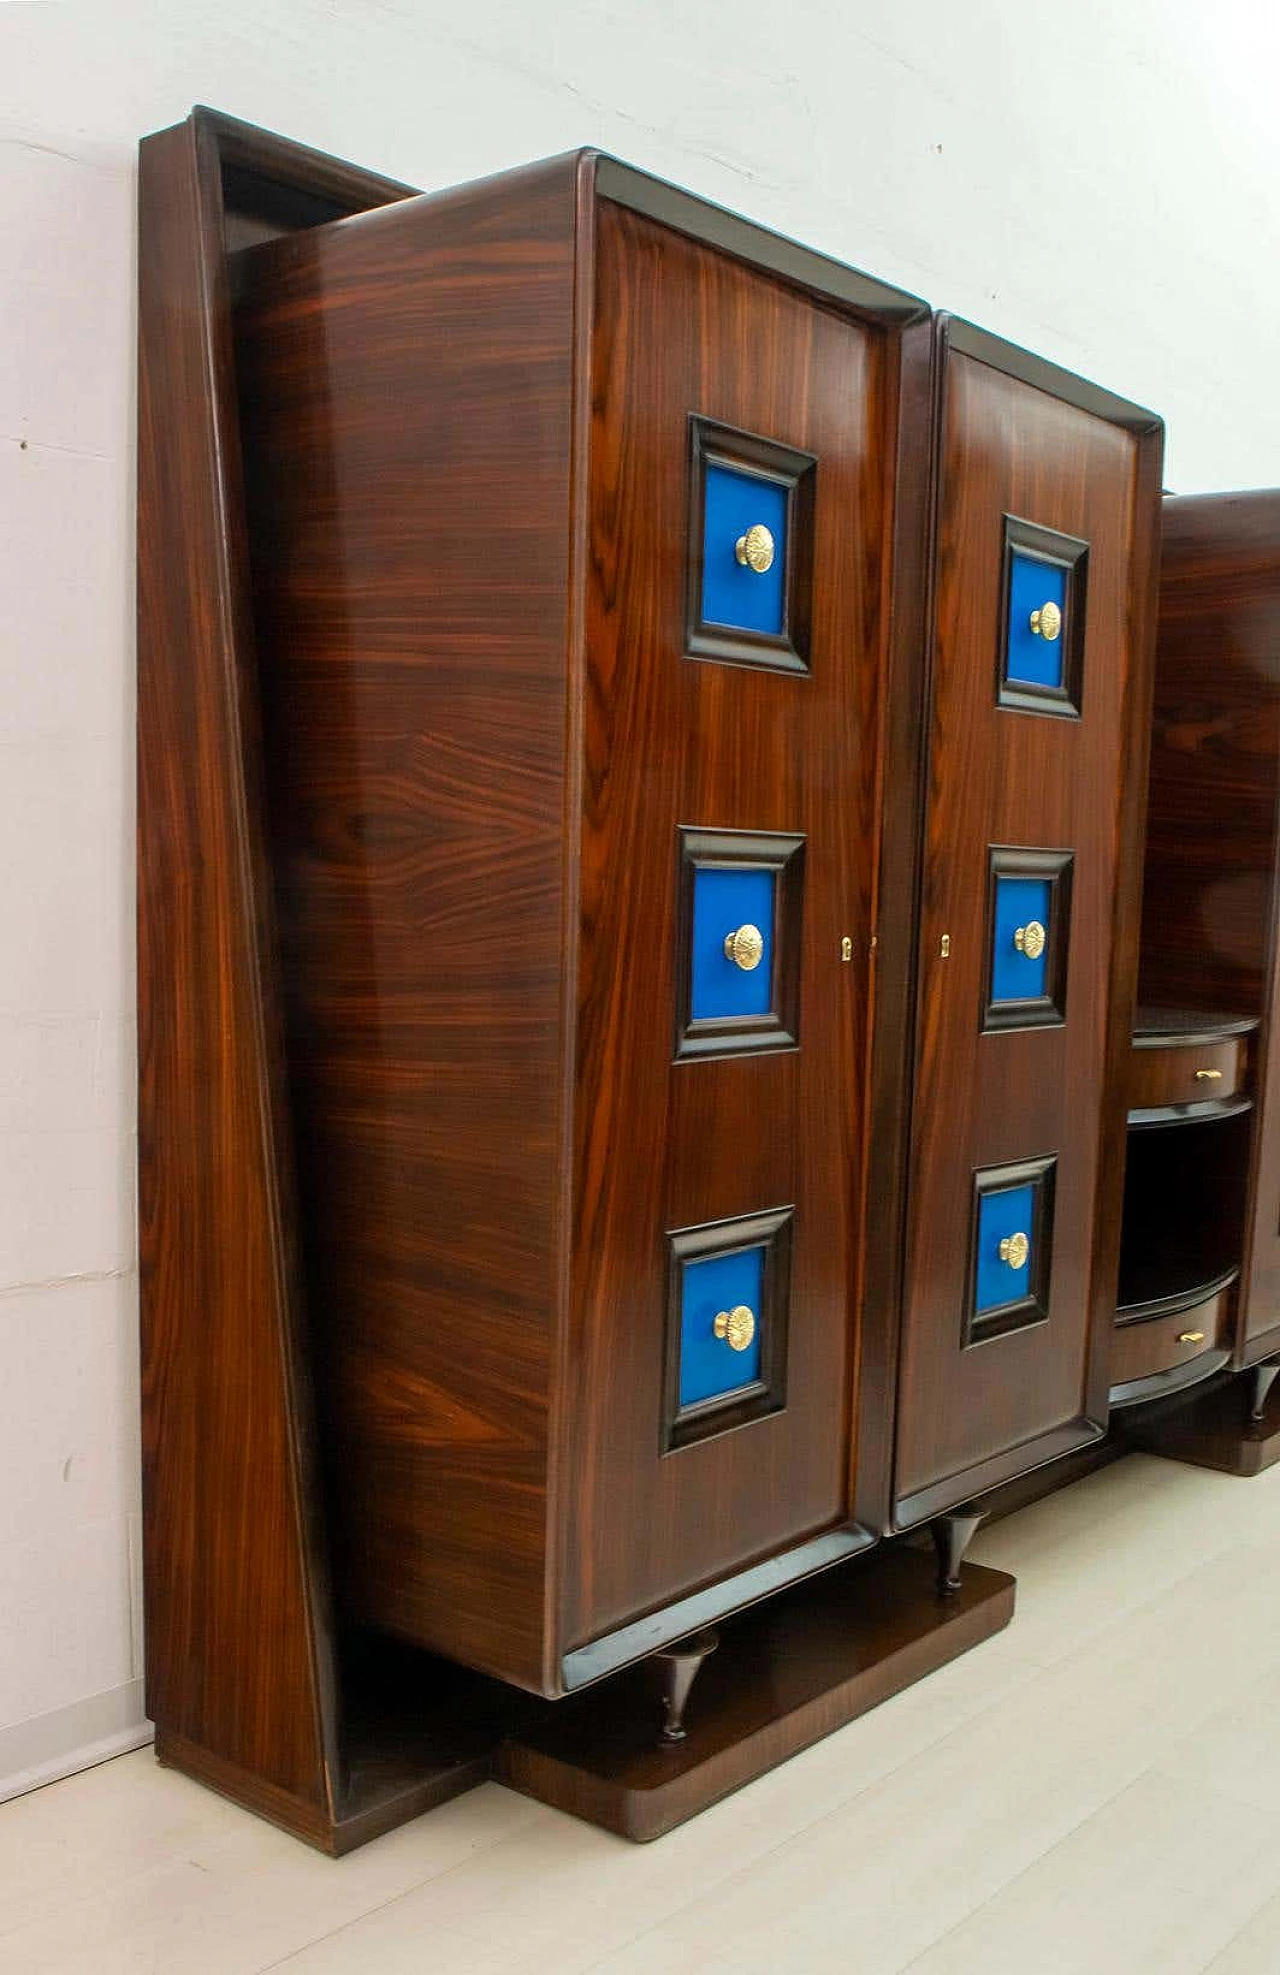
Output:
[
  {"xmin": 998, "ymin": 1231, "xmax": 1030, "ymax": 1270},
  {"xmin": 840, "ymin": 935, "xmax": 853, "ymax": 962},
  {"xmin": 1030, "ymin": 600, "xmax": 1062, "ymax": 641},
  {"xmin": 1014, "ymin": 920, "xmax": 1046, "ymax": 960},
  {"xmin": 724, "ymin": 923, "xmax": 765, "ymax": 971},
  {"xmin": 734, "ymin": 523, "xmax": 776, "ymax": 574},
  {"xmin": 714, "ymin": 1305, "xmax": 756, "ymax": 1351}
]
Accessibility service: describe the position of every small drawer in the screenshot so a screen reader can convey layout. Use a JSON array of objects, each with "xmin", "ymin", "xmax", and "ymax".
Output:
[
  {"xmin": 1111, "ymin": 1286, "xmax": 1231, "ymax": 1389},
  {"xmin": 1129, "ymin": 1033, "xmax": 1249, "ymax": 1111}
]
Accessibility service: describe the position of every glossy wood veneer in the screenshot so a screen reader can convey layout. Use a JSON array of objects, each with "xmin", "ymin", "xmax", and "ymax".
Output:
[
  {"xmin": 499, "ymin": 1545, "xmax": 1015, "ymax": 1841},
  {"xmin": 1141, "ymin": 493, "xmax": 1280, "ymax": 1366},
  {"xmin": 891, "ymin": 319, "xmax": 1163, "ymax": 1526},
  {"xmin": 1128, "ymin": 1031, "xmax": 1251, "ymax": 1111},
  {"xmin": 230, "ymin": 150, "xmax": 933, "ymax": 1696}
]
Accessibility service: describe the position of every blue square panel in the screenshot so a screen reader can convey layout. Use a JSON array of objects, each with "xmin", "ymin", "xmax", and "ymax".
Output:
[
  {"xmin": 1007, "ymin": 551, "xmax": 1068, "ymax": 691},
  {"xmin": 679, "ymin": 1244, "xmax": 765, "ymax": 1406},
  {"xmin": 975, "ymin": 1183, "xmax": 1036, "ymax": 1315},
  {"xmin": 691, "ymin": 866, "xmax": 775, "ymax": 1021},
  {"xmin": 701, "ymin": 465, "xmax": 788, "ymax": 637},
  {"xmin": 991, "ymin": 876, "xmax": 1052, "ymax": 1003}
]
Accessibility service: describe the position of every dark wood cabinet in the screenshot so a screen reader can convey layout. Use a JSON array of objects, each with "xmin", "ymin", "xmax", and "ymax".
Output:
[
  {"xmin": 230, "ymin": 150, "xmax": 932, "ymax": 1699},
  {"xmin": 891, "ymin": 320, "xmax": 1162, "ymax": 1526},
  {"xmin": 137, "ymin": 108, "xmax": 1162, "ymax": 1852},
  {"xmin": 1138, "ymin": 493, "xmax": 1280, "ymax": 1366}
]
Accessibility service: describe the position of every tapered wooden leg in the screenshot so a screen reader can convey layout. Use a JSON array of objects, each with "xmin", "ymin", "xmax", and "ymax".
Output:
[
  {"xmin": 654, "ymin": 1629, "xmax": 719, "ymax": 1745},
  {"xmin": 931, "ymin": 1505, "xmax": 985, "ymax": 1596},
  {"xmin": 1249, "ymin": 1361, "xmax": 1280, "ymax": 1423}
]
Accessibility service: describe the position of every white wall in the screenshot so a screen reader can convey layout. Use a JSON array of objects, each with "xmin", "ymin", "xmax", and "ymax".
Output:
[{"xmin": 1, "ymin": 0, "xmax": 1277, "ymax": 1795}]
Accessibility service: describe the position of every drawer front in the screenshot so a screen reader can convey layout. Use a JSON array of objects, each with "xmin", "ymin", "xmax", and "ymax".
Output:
[
  {"xmin": 1111, "ymin": 1286, "xmax": 1231, "ymax": 1387},
  {"xmin": 1129, "ymin": 1034, "xmax": 1249, "ymax": 1111}
]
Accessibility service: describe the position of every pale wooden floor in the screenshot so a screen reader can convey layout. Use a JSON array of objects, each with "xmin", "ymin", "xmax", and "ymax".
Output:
[{"xmin": 5, "ymin": 1450, "xmax": 1280, "ymax": 1974}]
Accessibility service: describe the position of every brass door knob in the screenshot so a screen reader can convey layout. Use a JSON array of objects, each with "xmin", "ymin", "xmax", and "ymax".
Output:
[
  {"xmin": 1013, "ymin": 920, "xmax": 1046, "ymax": 960},
  {"xmin": 714, "ymin": 1305, "xmax": 757, "ymax": 1351},
  {"xmin": 734, "ymin": 524, "xmax": 776, "ymax": 573},
  {"xmin": 1177, "ymin": 1331, "xmax": 1206, "ymax": 1346},
  {"xmin": 998, "ymin": 1231, "xmax": 1030, "ymax": 1270},
  {"xmin": 1030, "ymin": 601, "xmax": 1062, "ymax": 640},
  {"xmin": 724, "ymin": 923, "xmax": 765, "ymax": 971}
]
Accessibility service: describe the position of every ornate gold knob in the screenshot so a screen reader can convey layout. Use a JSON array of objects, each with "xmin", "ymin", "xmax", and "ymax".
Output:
[
  {"xmin": 734, "ymin": 524, "xmax": 776, "ymax": 574},
  {"xmin": 998, "ymin": 1231, "xmax": 1030, "ymax": 1270},
  {"xmin": 1177, "ymin": 1331, "xmax": 1206, "ymax": 1346},
  {"xmin": 714, "ymin": 1305, "xmax": 756, "ymax": 1351},
  {"xmin": 723, "ymin": 923, "xmax": 765, "ymax": 971},
  {"xmin": 1030, "ymin": 601, "xmax": 1062, "ymax": 640},
  {"xmin": 1014, "ymin": 921, "xmax": 1046, "ymax": 960}
]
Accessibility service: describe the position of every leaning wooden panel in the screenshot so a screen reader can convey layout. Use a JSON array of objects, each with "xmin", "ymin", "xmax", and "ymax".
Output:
[{"xmin": 137, "ymin": 107, "xmax": 432, "ymax": 1849}]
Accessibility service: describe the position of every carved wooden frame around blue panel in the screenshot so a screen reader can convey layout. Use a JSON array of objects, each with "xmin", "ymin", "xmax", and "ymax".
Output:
[
  {"xmin": 963, "ymin": 1155, "xmax": 1057, "ymax": 1347},
  {"xmin": 662, "ymin": 1205, "xmax": 794, "ymax": 1451},
  {"xmin": 685, "ymin": 417, "xmax": 816, "ymax": 674},
  {"xmin": 982, "ymin": 844, "xmax": 1074, "ymax": 1033},
  {"xmin": 997, "ymin": 515, "xmax": 1089, "ymax": 717},
  {"xmin": 675, "ymin": 827, "xmax": 805, "ymax": 1059}
]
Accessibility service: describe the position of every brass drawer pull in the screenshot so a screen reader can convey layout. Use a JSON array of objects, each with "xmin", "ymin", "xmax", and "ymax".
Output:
[
  {"xmin": 714, "ymin": 1305, "xmax": 756, "ymax": 1351},
  {"xmin": 1194, "ymin": 1068, "xmax": 1224, "ymax": 1081},
  {"xmin": 1177, "ymin": 1330, "xmax": 1206, "ymax": 1346},
  {"xmin": 734, "ymin": 524, "xmax": 776, "ymax": 573},
  {"xmin": 723, "ymin": 923, "xmax": 765, "ymax": 971},
  {"xmin": 998, "ymin": 1231, "xmax": 1030, "ymax": 1270},
  {"xmin": 1030, "ymin": 601, "xmax": 1062, "ymax": 640}
]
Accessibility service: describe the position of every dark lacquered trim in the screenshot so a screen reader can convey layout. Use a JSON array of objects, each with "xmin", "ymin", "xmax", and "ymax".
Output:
[
  {"xmin": 560, "ymin": 1522, "xmax": 877, "ymax": 1690},
  {"xmin": 941, "ymin": 314, "xmax": 1163, "ymax": 435},
  {"xmin": 997, "ymin": 514, "xmax": 1089, "ymax": 720},
  {"xmin": 1109, "ymin": 1349, "xmax": 1232, "ymax": 1411},
  {"xmin": 1128, "ymin": 1095, "xmax": 1254, "ymax": 1130},
  {"xmin": 894, "ymin": 1417, "xmax": 1105, "ymax": 1532},
  {"xmin": 1116, "ymin": 1263, "xmax": 1241, "ymax": 1327},
  {"xmin": 685, "ymin": 417, "xmax": 817, "ymax": 676},
  {"xmin": 674, "ymin": 827, "xmax": 806, "ymax": 1061},
  {"xmin": 661, "ymin": 1207, "xmax": 794, "ymax": 1452},
  {"xmin": 981, "ymin": 845, "xmax": 1074, "ymax": 1034},
  {"xmin": 963, "ymin": 1154, "xmax": 1057, "ymax": 1348},
  {"xmin": 593, "ymin": 156, "xmax": 928, "ymax": 326}
]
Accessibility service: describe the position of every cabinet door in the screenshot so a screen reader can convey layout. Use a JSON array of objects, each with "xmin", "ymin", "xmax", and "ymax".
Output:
[
  {"xmin": 894, "ymin": 328, "xmax": 1157, "ymax": 1525},
  {"xmin": 562, "ymin": 199, "xmax": 892, "ymax": 1658}
]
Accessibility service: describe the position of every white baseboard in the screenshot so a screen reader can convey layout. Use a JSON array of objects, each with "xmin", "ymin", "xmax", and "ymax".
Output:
[{"xmin": 0, "ymin": 1681, "xmax": 153, "ymax": 1803}]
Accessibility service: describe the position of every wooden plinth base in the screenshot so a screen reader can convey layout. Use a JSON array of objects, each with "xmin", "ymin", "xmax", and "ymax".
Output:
[
  {"xmin": 1118, "ymin": 1373, "xmax": 1280, "ymax": 1478},
  {"xmin": 498, "ymin": 1546, "xmax": 1016, "ymax": 1842}
]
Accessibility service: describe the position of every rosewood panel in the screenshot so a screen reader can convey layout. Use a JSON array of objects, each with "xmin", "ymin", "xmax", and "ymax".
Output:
[
  {"xmin": 563, "ymin": 201, "xmax": 895, "ymax": 1646},
  {"xmin": 1142, "ymin": 493, "xmax": 1280, "ymax": 1362},
  {"xmin": 233, "ymin": 157, "xmax": 581, "ymax": 1696},
  {"xmin": 893, "ymin": 323, "xmax": 1161, "ymax": 1522}
]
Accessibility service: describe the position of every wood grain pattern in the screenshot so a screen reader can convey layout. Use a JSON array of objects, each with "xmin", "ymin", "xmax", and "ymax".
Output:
[
  {"xmin": 893, "ymin": 321, "xmax": 1162, "ymax": 1523},
  {"xmin": 1128, "ymin": 1032, "xmax": 1250, "ymax": 1110},
  {"xmin": 1110, "ymin": 1284, "xmax": 1232, "ymax": 1387},
  {"xmin": 138, "ymin": 113, "xmax": 337, "ymax": 1824},
  {"xmin": 562, "ymin": 199, "xmax": 896, "ymax": 1647},
  {"xmin": 231, "ymin": 152, "xmax": 929, "ymax": 1694},
  {"xmin": 1143, "ymin": 492, "xmax": 1280, "ymax": 1364},
  {"xmin": 234, "ymin": 155, "xmax": 582, "ymax": 1697},
  {"xmin": 500, "ymin": 1545, "xmax": 1015, "ymax": 1841}
]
